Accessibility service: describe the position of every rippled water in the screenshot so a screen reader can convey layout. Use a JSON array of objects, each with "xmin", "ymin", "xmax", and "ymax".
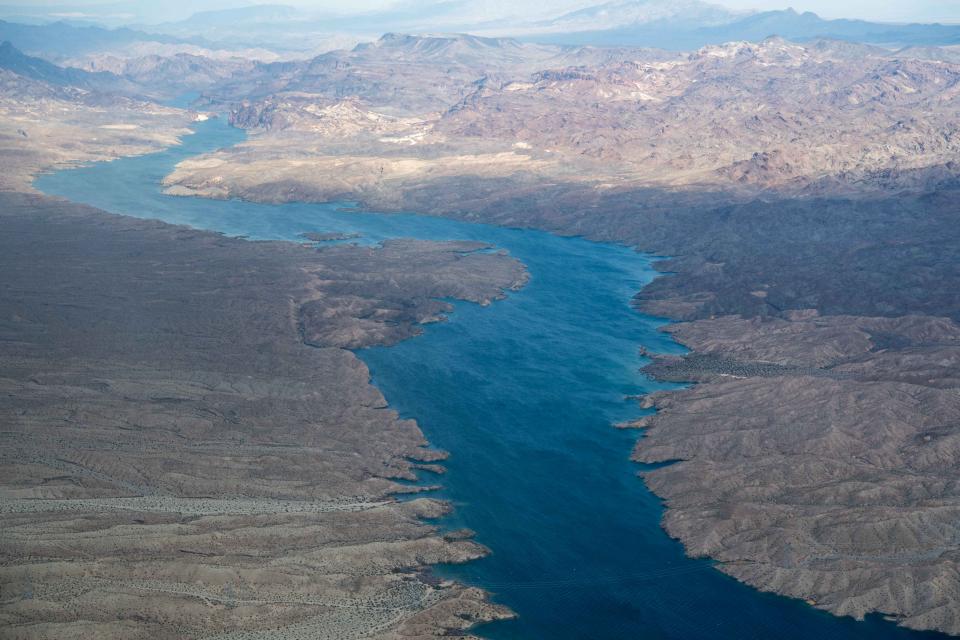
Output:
[{"xmin": 36, "ymin": 117, "xmax": 948, "ymax": 640}]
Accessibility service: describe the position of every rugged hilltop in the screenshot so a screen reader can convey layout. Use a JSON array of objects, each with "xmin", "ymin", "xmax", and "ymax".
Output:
[{"xmin": 166, "ymin": 36, "xmax": 960, "ymax": 206}]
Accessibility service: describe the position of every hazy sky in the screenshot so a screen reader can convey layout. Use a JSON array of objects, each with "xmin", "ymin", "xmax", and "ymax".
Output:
[
  {"xmin": 234, "ymin": 0, "xmax": 960, "ymax": 23},
  {"xmin": 12, "ymin": 0, "xmax": 960, "ymax": 24},
  {"xmin": 711, "ymin": 0, "xmax": 960, "ymax": 23},
  {"xmin": 232, "ymin": 0, "xmax": 960, "ymax": 23}
]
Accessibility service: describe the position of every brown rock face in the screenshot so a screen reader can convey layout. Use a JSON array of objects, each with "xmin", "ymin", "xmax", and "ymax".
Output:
[{"xmin": 0, "ymin": 193, "xmax": 523, "ymax": 639}]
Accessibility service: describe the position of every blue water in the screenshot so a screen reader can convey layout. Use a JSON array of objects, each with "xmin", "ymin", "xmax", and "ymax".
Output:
[{"xmin": 35, "ymin": 117, "xmax": 949, "ymax": 640}]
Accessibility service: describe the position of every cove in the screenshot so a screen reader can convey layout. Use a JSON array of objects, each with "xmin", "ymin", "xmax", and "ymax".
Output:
[{"xmin": 35, "ymin": 117, "xmax": 949, "ymax": 640}]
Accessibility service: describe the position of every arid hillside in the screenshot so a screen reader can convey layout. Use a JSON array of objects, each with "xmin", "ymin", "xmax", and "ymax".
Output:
[
  {"xmin": 0, "ymin": 40, "xmax": 532, "ymax": 639},
  {"xmin": 165, "ymin": 36, "xmax": 960, "ymax": 209}
]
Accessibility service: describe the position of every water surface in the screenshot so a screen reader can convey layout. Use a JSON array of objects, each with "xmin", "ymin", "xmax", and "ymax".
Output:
[{"xmin": 36, "ymin": 117, "xmax": 947, "ymax": 640}]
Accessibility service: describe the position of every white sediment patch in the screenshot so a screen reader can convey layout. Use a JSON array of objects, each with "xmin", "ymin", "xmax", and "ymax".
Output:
[{"xmin": 379, "ymin": 131, "xmax": 428, "ymax": 145}]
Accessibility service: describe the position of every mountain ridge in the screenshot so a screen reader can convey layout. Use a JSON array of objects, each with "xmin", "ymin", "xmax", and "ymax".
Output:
[
  {"xmin": 0, "ymin": 40, "xmax": 134, "ymax": 92},
  {"xmin": 521, "ymin": 6, "xmax": 960, "ymax": 49},
  {"xmin": 8, "ymin": 2, "xmax": 956, "ymax": 56}
]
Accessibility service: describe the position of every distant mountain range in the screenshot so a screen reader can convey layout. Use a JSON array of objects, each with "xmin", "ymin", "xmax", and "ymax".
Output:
[
  {"xmin": 524, "ymin": 6, "xmax": 960, "ymax": 49},
  {"xmin": 0, "ymin": 40, "xmax": 136, "ymax": 94},
  {"xmin": 1, "ymin": 1, "xmax": 959, "ymax": 56},
  {"xmin": 141, "ymin": 1, "xmax": 960, "ymax": 50},
  {"xmin": 510, "ymin": 0, "xmax": 741, "ymax": 34},
  {"xmin": 0, "ymin": 19, "xmax": 195, "ymax": 57},
  {"xmin": 0, "ymin": 18, "xmax": 299, "ymax": 61}
]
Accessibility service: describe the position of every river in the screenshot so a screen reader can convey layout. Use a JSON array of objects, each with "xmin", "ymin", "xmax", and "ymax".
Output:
[{"xmin": 35, "ymin": 116, "xmax": 947, "ymax": 640}]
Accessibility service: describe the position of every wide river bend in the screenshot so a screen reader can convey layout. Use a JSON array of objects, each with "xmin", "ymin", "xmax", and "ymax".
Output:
[{"xmin": 35, "ymin": 117, "xmax": 947, "ymax": 640}]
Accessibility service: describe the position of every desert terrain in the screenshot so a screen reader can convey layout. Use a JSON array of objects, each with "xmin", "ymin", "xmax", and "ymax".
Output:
[{"xmin": 1, "ymin": 11, "xmax": 959, "ymax": 638}]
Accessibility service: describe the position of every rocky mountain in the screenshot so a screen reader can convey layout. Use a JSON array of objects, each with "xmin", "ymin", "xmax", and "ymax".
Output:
[
  {"xmin": 898, "ymin": 45, "xmax": 960, "ymax": 63},
  {"xmin": 198, "ymin": 35, "xmax": 960, "ymax": 205},
  {"xmin": 0, "ymin": 18, "xmax": 289, "ymax": 72},
  {"xmin": 352, "ymin": 32, "xmax": 559, "ymax": 66},
  {"xmin": 703, "ymin": 8, "xmax": 960, "ymax": 46},
  {"xmin": 436, "ymin": 37, "xmax": 960, "ymax": 190},
  {"xmin": 6, "ymin": 2, "xmax": 960, "ymax": 55},
  {"xmin": 75, "ymin": 52, "xmax": 257, "ymax": 97},
  {"xmin": 209, "ymin": 33, "xmax": 650, "ymax": 114},
  {"xmin": 0, "ymin": 34, "xmax": 268, "ymax": 102}
]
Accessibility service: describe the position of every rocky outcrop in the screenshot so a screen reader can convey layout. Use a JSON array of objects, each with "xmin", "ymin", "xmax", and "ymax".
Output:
[{"xmin": 299, "ymin": 239, "xmax": 528, "ymax": 349}]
